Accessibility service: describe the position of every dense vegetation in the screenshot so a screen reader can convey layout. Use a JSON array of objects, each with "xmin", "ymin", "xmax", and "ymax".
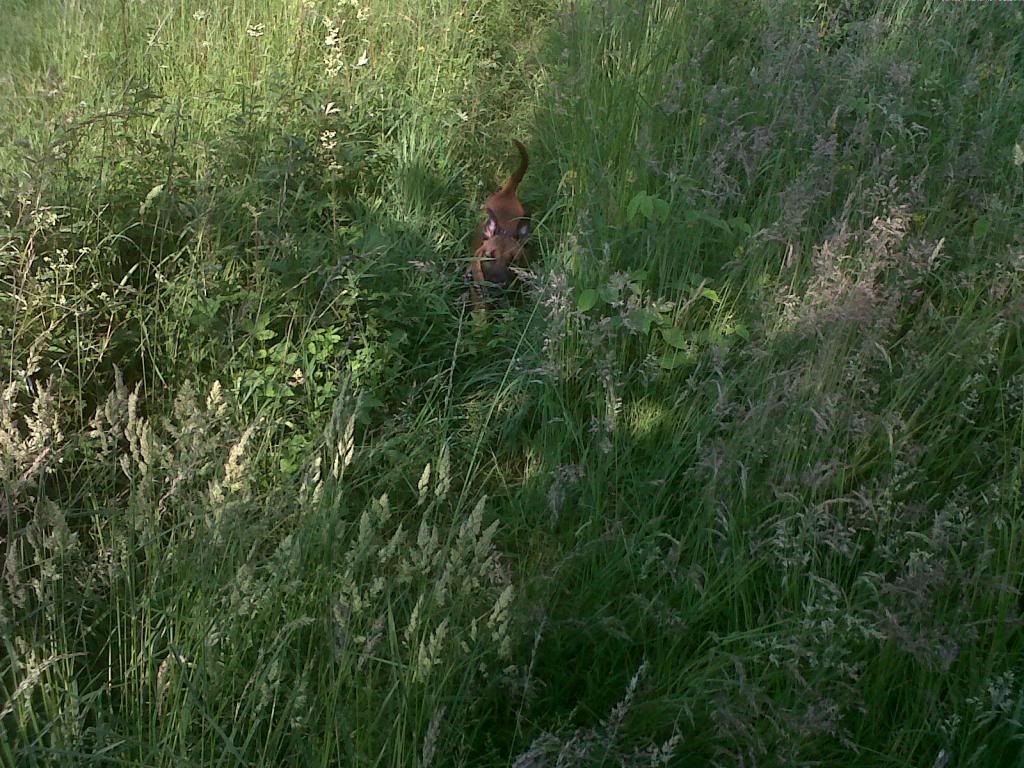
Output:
[{"xmin": 3, "ymin": 0, "xmax": 1023, "ymax": 765}]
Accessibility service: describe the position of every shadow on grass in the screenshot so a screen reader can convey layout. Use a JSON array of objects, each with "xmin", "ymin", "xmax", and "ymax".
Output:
[
  {"xmin": 5, "ymin": 0, "xmax": 1024, "ymax": 764},
  {"xmin": 460, "ymin": 1, "xmax": 1024, "ymax": 764}
]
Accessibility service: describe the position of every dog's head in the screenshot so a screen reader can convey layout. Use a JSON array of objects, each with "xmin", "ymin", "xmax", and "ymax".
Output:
[
  {"xmin": 482, "ymin": 210, "xmax": 530, "ymax": 241},
  {"xmin": 475, "ymin": 232, "xmax": 525, "ymax": 273},
  {"xmin": 467, "ymin": 232, "xmax": 526, "ymax": 310},
  {"xmin": 482, "ymin": 207, "xmax": 530, "ymax": 242}
]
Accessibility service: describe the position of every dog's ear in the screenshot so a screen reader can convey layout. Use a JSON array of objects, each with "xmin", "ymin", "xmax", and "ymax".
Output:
[{"xmin": 483, "ymin": 208, "xmax": 499, "ymax": 239}]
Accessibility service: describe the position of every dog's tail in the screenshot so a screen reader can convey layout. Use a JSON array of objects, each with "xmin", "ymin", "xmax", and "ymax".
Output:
[{"xmin": 500, "ymin": 139, "xmax": 529, "ymax": 195}]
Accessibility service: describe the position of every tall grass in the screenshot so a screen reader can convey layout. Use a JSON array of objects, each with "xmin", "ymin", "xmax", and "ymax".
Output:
[{"xmin": 3, "ymin": 0, "xmax": 1023, "ymax": 765}]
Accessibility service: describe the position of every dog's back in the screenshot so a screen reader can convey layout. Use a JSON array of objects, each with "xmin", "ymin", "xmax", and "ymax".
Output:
[
  {"xmin": 479, "ymin": 140, "xmax": 530, "ymax": 242},
  {"xmin": 467, "ymin": 140, "xmax": 532, "ymax": 309}
]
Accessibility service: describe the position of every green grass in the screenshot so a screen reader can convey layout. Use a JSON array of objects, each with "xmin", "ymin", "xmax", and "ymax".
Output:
[{"xmin": 2, "ymin": 0, "xmax": 1024, "ymax": 765}]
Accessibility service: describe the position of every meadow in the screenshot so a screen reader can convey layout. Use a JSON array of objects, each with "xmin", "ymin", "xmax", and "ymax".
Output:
[{"xmin": 2, "ymin": 0, "xmax": 1023, "ymax": 765}]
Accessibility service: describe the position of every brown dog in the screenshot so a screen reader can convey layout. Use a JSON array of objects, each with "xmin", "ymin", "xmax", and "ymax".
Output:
[
  {"xmin": 468, "ymin": 215, "xmax": 528, "ymax": 308},
  {"xmin": 468, "ymin": 140, "xmax": 531, "ymax": 308}
]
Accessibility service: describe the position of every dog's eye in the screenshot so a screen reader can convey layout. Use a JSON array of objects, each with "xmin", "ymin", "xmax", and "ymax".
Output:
[{"xmin": 517, "ymin": 223, "xmax": 531, "ymax": 238}]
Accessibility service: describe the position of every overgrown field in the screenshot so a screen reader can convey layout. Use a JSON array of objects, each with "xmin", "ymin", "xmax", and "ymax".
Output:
[{"xmin": 3, "ymin": 0, "xmax": 1024, "ymax": 765}]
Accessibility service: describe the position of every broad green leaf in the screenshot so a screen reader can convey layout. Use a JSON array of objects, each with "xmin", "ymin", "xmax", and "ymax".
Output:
[
  {"xmin": 729, "ymin": 323, "xmax": 750, "ymax": 340},
  {"xmin": 728, "ymin": 216, "xmax": 752, "ymax": 236},
  {"xmin": 658, "ymin": 350, "xmax": 690, "ymax": 370},
  {"xmin": 701, "ymin": 288, "xmax": 722, "ymax": 304},
  {"xmin": 643, "ymin": 195, "xmax": 655, "ymax": 220},
  {"xmin": 626, "ymin": 193, "xmax": 643, "ymax": 222},
  {"xmin": 701, "ymin": 328, "xmax": 727, "ymax": 346},
  {"xmin": 688, "ymin": 210, "xmax": 730, "ymax": 231},
  {"xmin": 577, "ymin": 288, "xmax": 600, "ymax": 312},
  {"xmin": 652, "ymin": 299, "xmax": 676, "ymax": 315},
  {"xmin": 626, "ymin": 309, "xmax": 655, "ymax": 335},
  {"xmin": 973, "ymin": 217, "xmax": 990, "ymax": 239},
  {"xmin": 627, "ymin": 192, "xmax": 669, "ymax": 224},
  {"xmin": 660, "ymin": 327, "xmax": 689, "ymax": 349}
]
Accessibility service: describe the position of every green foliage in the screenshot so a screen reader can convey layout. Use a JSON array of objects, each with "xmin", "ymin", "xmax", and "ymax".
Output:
[
  {"xmin": 625, "ymin": 192, "xmax": 669, "ymax": 225},
  {"xmin": 3, "ymin": 0, "xmax": 1024, "ymax": 766}
]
